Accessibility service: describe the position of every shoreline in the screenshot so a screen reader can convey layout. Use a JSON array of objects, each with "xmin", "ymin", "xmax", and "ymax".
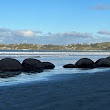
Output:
[{"xmin": 0, "ymin": 49, "xmax": 110, "ymax": 51}]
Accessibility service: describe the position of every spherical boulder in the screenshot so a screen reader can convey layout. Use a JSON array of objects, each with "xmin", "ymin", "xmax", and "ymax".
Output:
[
  {"xmin": 63, "ymin": 64, "xmax": 76, "ymax": 68},
  {"xmin": 95, "ymin": 58, "xmax": 110, "ymax": 67},
  {"xmin": 42, "ymin": 62, "xmax": 55, "ymax": 69},
  {"xmin": 22, "ymin": 58, "xmax": 44, "ymax": 73},
  {"xmin": 75, "ymin": 58, "xmax": 94, "ymax": 68},
  {"xmin": 0, "ymin": 58, "xmax": 23, "ymax": 78}
]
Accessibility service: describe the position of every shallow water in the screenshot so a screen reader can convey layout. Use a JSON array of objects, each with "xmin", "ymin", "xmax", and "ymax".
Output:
[
  {"xmin": 1, "ymin": 69, "xmax": 110, "ymax": 110},
  {"xmin": 1, "ymin": 50, "xmax": 110, "ymax": 110},
  {"xmin": 0, "ymin": 50, "xmax": 110, "ymax": 86}
]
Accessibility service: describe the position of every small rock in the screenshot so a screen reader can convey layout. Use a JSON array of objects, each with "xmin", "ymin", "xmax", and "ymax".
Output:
[
  {"xmin": 63, "ymin": 64, "xmax": 76, "ymax": 68},
  {"xmin": 42, "ymin": 62, "xmax": 55, "ymax": 69}
]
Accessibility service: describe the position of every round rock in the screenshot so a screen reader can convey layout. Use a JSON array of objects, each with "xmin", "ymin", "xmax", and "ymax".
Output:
[
  {"xmin": 22, "ymin": 58, "xmax": 44, "ymax": 73},
  {"xmin": 0, "ymin": 58, "xmax": 23, "ymax": 78},
  {"xmin": 95, "ymin": 58, "xmax": 110, "ymax": 67},
  {"xmin": 75, "ymin": 58, "xmax": 94, "ymax": 68},
  {"xmin": 42, "ymin": 62, "xmax": 55, "ymax": 69}
]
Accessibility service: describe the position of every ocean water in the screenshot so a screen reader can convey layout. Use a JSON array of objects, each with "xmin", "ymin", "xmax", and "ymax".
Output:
[
  {"xmin": 0, "ymin": 50, "xmax": 110, "ymax": 86},
  {"xmin": 1, "ymin": 50, "xmax": 110, "ymax": 110}
]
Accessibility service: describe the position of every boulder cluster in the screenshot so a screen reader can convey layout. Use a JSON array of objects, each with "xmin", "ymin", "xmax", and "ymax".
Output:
[
  {"xmin": 63, "ymin": 56, "xmax": 110, "ymax": 68},
  {"xmin": 0, "ymin": 58, "xmax": 55, "ymax": 78},
  {"xmin": 1, "ymin": 56, "xmax": 110, "ymax": 78}
]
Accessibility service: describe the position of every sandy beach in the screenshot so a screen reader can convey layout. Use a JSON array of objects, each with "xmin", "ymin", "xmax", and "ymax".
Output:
[{"xmin": 1, "ymin": 70, "xmax": 110, "ymax": 110}]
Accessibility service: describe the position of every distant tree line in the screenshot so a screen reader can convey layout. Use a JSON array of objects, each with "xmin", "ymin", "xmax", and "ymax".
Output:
[{"xmin": 0, "ymin": 42, "xmax": 110, "ymax": 50}]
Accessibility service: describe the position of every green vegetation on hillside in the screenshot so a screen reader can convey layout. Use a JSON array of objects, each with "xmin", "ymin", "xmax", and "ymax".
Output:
[{"xmin": 0, "ymin": 42, "xmax": 110, "ymax": 50}]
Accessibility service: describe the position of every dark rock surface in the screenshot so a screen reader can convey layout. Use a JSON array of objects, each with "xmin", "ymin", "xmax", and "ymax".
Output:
[
  {"xmin": 95, "ymin": 58, "xmax": 110, "ymax": 67},
  {"xmin": 22, "ymin": 58, "xmax": 44, "ymax": 73},
  {"xmin": 75, "ymin": 58, "xmax": 95, "ymax": 68},
  {"xmin": 106, "ymin": 56, "xmax": 110, "ymax": 60},
  {"xmin": 63, "ymin": 64, "xmax": 76, "ymax": 68},
  {"xmin": 0, "ymin": 58, "xmax": 23, "ymax": 78},
  {"xmin": 42, "ymin": 62, "xmax": 55, "ymax": 69}
]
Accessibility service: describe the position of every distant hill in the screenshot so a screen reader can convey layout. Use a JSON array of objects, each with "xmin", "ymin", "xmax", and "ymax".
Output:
[{"xmin": 0, "ymin": 42, "xmax": 110, "ymax": 50}]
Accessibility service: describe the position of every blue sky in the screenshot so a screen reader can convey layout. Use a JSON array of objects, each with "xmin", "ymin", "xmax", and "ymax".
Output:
[{"xmin": 0, "ymin": 0, "xmax": 110, "ymax": 45}]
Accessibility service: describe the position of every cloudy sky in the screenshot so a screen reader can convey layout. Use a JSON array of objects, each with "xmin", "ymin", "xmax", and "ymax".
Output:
[{"xmin": 0, "ymin": 0, "xmax": 110, "ymax": 45}]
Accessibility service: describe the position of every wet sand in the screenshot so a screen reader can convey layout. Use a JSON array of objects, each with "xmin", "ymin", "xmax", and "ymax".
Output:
[{"xmin": 1, "ymin": 71, "xmax": 110, "ymax": 110}]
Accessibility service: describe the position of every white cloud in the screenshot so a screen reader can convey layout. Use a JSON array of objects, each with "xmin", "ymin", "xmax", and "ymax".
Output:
[
  {"xmin": 0, "ymin": 28, "xmax": 40, "ymax": 44},
  {"xmin": 97, "ymin": 30, "xmax": 110, "ymax": 35},
  {"xmin": 0, "ymin": 28, "xmax": 109, "ymax": 45},
  {"xmin": 0, "ymin": 28, "xmax": 39, "ymax": 38},
  {"xmin": 16, "ymin": 30, "xmax": 37, "ymax": 37},
  {"xmin": 47, "ymin": 31, "xmax": 93, "ymax": 38}
]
